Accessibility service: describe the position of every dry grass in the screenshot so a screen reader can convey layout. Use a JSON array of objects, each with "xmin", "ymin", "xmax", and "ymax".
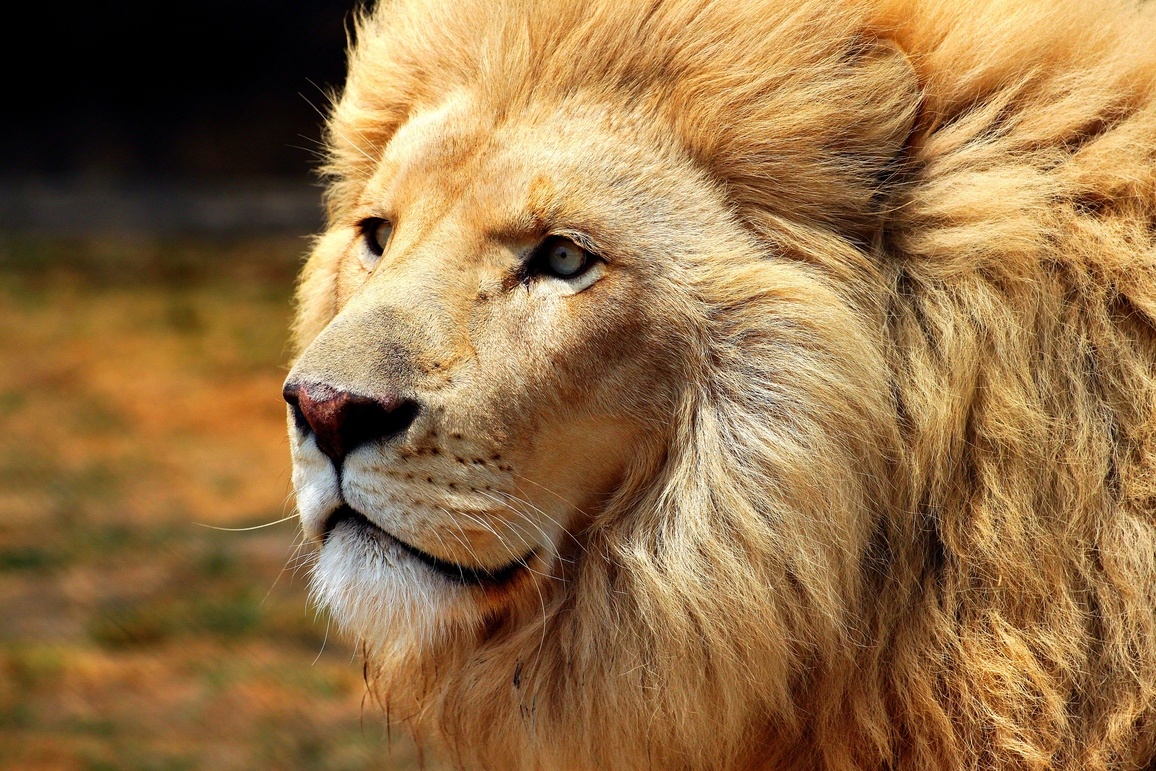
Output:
[{"xmin": 0, "ymin": 236, "xmax": 425, "ymax": 770}]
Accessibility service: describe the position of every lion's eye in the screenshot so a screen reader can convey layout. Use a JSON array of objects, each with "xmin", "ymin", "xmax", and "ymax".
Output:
[
  {"xmin": 535, "ymin": 236, "xmax": 589, "ymax": 279},
  {"xmin": 359, "ymin": 218, "xmax": 394, "ymax": 267}
]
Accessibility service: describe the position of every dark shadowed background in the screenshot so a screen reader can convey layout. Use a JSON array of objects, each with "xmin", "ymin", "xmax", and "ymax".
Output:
[
  {"xmin": 1, "ymin": 0, "xmax": 350, "ymax": 233},
  {"xmin": 0, "ymin": 2, "xmax": 431, "ymax": 768}
]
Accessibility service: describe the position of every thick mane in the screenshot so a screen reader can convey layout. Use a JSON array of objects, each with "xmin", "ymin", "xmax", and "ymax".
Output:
[{"xmin": 316, "ymin": 0, "xmax": 1156, "ymax": 768}]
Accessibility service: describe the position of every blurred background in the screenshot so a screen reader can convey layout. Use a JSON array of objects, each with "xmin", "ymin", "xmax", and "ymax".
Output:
[{"xmin": 0, "ymin": 2, "xmax": 426, "ymax": 768}]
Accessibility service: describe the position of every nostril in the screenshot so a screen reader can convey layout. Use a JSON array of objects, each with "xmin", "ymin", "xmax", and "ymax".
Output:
[
  {"xmin": 282, "ymin": 380, "xmax": 420, "ymax": 464},
  {"xmin": 282, "ymin": 383, "xmax": 310, "ymax": 433},
  {"xmin": 343, "ymin": 396, "xmax": 421, "ymax": 452}
]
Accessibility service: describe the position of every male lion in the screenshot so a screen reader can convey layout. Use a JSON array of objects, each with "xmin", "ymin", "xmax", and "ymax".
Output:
[{"xmin": 283, "ymin": 0, "xmax": 1156, "ymax": 767}]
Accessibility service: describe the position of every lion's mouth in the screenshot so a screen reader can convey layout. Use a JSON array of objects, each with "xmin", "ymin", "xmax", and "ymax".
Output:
[{"xmin": 322, "ymin": 504, "xmax": 532, "ymax": 587}]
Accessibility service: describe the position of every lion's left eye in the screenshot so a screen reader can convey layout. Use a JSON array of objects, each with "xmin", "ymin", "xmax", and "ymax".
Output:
[
  {"xmin": 534, "ymin": 236, "xmax": 590, "ymax": 279},
  {"xmin": 358, "ymin": 217, "xmax": 394, "ymax": 268}
]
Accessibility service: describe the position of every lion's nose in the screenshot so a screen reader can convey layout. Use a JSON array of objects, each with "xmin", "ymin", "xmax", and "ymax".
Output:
[{"xmin": 282, "ymin": 381, "xmax": 420, "ymax": 465}]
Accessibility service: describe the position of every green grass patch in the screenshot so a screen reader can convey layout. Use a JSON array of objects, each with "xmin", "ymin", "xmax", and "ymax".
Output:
[{"xmin": 0, "ymin": 546, "xmax": 61, "ymax": 573}]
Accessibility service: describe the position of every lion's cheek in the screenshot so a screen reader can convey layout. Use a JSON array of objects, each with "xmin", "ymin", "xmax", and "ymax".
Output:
[{"xmin": 515, "ymin": 414, "xmax": 645, "ymax": 526}]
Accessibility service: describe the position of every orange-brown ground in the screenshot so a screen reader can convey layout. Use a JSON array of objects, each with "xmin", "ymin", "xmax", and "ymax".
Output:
[{"xmin": 0, "ymin": 237, "xmax": 426, "ymax": 770}]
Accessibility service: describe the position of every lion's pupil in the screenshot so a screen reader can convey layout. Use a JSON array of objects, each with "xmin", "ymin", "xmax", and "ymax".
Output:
[{"xmin": 549, "ymin": 243, "xmax": 584, "ymax": 276}]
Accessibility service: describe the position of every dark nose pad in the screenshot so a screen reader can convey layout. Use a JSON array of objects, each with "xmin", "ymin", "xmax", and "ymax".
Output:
[{"xmin": 283, "ymin": 381, "xmax": 420, "ymax": 465}]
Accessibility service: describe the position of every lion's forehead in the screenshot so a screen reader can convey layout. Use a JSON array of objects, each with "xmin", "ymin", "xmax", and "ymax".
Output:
[
  {"xmin": 375, "ymin": 96, "xmax": 487, "ymax": 193},
  {"xmin": 362, "ymin": 94, "xmax": 688, "ymax": 247}
]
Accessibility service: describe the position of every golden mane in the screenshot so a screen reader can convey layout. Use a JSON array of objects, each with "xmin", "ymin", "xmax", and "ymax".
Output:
[{"xmin": 301, "ymin": 0, "xmax": 1156, "ymax": 767}]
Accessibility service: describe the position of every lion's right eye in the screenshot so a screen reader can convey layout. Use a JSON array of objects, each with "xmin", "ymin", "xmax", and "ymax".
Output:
[
  {"xmin": 530, "ymin": 236, "xmax": 594, "ymax": 280},
  {"xmin": 358, "ymin": 218, "xmax": 394, "ymax": 268}
]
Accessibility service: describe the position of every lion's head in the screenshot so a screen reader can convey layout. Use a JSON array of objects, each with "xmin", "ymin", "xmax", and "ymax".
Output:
[{"xmin": 285, "ymin": 0, "xmax": 1156, "ymax": 768}]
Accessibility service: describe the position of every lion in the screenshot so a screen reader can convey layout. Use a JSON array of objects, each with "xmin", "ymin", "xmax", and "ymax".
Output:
[{"xmin": 282, "ymin": 0, "xmax": 1156, "ymax": 768}]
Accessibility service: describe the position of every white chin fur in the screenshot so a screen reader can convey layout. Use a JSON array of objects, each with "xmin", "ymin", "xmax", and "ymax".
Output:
[{"xmin": 310, "ymin": 520, "xmax": 488, "ymax": 655}]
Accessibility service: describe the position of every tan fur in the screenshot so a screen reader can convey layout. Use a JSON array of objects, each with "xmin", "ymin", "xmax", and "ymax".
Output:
[{"xmin": 287, "ymin": 0, "xmax": 1156, "ymax": 768}]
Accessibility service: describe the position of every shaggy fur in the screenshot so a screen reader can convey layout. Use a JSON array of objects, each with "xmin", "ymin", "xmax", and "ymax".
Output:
[{"xmin": 288, "ymin": 0, "xmax": 1156, "ymax": 768}]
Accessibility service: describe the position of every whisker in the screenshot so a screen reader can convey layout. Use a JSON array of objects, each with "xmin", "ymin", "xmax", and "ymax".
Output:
[
  {"xmin": 264, "ymin": 524, "xmax": 311, "ymax": 605},
  {"xmin": 485, "ymin": 489, "xmax": 586, "ymax": 555},
  {"xmin": 459, "ymin": 500, "xmax": 568, "ymax": 583},
  {"xmin": 300, "ymin": 86, "xmax": 383, "ymax": 168},
  {"xmin": 472, "ymin": 492, "xmax": 559, "ymax": 555},
  {"xmin": 313, "ymin": 614, "xmax": 332, "ymax": 666},
  {"xmin": 511, "ymin": 474, "xmax": 573, "ymax": 506},
  {"xmin": 194, "ymin": 512, "xmax": 300, "ymax": 532},
  {"xmin": 449, "ymin": 506, "xmax": 546, "ymax": 571},
  {"xmin": 435, "ymin": 508, "xmax": 492, "ymax": 573}
]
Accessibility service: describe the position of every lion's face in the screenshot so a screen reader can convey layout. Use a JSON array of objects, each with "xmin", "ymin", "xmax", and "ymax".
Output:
[
  {"xmin": 287, "ymin": 94, "xmax": 733, "ymax": 646},
  {"xmin": 286, "ymin": 1, "xmax": 921, "ymax": 762}
]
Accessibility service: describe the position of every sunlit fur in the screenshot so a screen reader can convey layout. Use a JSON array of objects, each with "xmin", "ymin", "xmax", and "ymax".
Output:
[{"xmin": 289, "ymin": 0, "xmax": 1156, "ymax": 768}]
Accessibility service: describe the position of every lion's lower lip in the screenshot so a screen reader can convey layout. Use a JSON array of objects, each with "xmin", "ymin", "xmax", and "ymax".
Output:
[{"xmin": 323, "ymin": 504, "xmax": 531, "ymax": 587}]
